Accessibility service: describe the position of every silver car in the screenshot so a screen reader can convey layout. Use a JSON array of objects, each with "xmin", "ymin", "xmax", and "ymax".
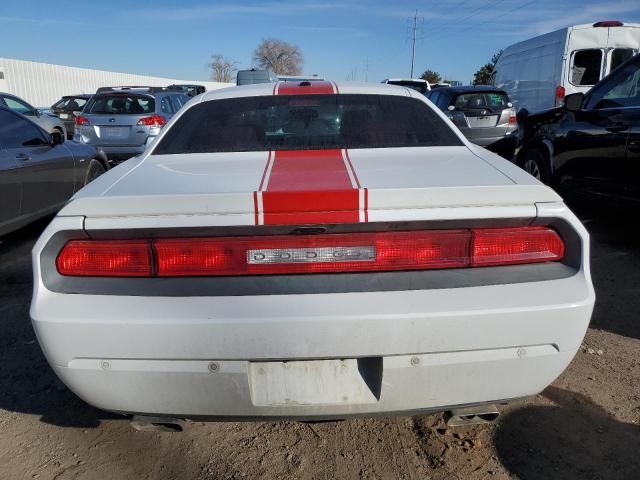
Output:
[
  {"xmin": 73, "ymin": 87, "xmax": 190, "ymax": 162},
  {"xmin": 0, "ymin": 105, "xmax": 108, "ymax": 236},
  {"xmin": 426, "ymin": 86, "xmax": 518, "ymax": 159},
  {"xmin": 0, "ymin": 92, "xmax": 67, "ymax": 138}
]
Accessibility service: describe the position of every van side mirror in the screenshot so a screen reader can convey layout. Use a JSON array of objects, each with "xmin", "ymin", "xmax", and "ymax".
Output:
[{"xmin": 565, "ymin": 93, "xmax": 584, "ymax": 112}]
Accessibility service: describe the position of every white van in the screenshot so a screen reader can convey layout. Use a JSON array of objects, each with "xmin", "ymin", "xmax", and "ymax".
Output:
[{"xmin": 493, "ymin": 21, "xmax": 640, "ymax": 113}]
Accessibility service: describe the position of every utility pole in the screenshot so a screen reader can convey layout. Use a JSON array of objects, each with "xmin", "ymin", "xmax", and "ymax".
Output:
[{"xmin": 410, "ymin": 9, "xmax": 418, "ymax": 78}]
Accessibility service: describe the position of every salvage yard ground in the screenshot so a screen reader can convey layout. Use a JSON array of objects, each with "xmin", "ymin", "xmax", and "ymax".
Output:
[{"xmin": 0, "ymin": 200, "xmax": 638, "ymax": 480}]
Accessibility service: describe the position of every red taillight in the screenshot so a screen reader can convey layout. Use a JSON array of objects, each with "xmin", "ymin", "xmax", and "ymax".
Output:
[
  {"xmin": 75, "ymin": 116, "xmax": 90, "ymax": 126},
  {"xmin": 56, "ymin": 240, "xmax": 152, "ymax": 277},
  {"xmin": 555, "ymin": 85, "xmax": 565, "ymax": 100},
  {"xmin": 136, "ymin": 115, "xmax": 166, "ymax": 127},
  {"xmin": 472, "ymin": 227, "xmax": 564, "ymax": 267},
  {"xmin": 508, "ymin": 114, "xmax": 517, "ymax": 125},
  {"xmin": 154, "ymin": 231, "xmax": 471, "ymax": 276},
  {"xmin": 56, "ymin": 227, "xmax": 565, "ymax": 277},
  {"xmin": 593, "ymin": 20, "xmax": 623, "ymax": 27}
]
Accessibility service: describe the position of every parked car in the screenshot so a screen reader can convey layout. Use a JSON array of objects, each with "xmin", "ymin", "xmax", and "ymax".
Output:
[
  {"xmin": 0, "ymin": 105, "xmax": 108, "ymax": 236},
  {"xmin": 73, "ymin": 87, "xmax": 190, "ymax": 162},
  {"xmin": 50, "ymin": 94, "xmax": 92, "ymax": 137},
  {"xmin": 167, "ymin": 84, "xmax": 206, "ymax": 97},
  {"xmin": 426, "ymin": 85, "xmax": 518, "ymax": 159},
  {"xmin": 493, "ymin": 20, "xmax": 640, "ymax": 113},
  {"xmin": 382, "ymin": 78, "xmax": 430, "ymax": 93},
  {"xmin": 0, "ymin": 92, "xmax": 67, "ymax": 138},
  {"xmin": 517, "ymin": 52, "xmax": 640, "ymax": 202},
  {"xmin": 31, "ymin": 80, "xmax": 594, "ymax": 427},
  {"xmin": 236, "ymin": 69, "xmax": 279, "ymax": 86}
]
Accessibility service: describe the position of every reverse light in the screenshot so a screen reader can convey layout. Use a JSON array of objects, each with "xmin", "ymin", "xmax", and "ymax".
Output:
[
  {"xmin": 136, "ymin": 115, "xmax": 166, "ymax": 127},
  {"xmin": 75, "ymin": 116, "xmax": 90, "ymax": 126},
  {"xmin": 56, "ymin": 227, "xmax": 565, "ymax": 277}
]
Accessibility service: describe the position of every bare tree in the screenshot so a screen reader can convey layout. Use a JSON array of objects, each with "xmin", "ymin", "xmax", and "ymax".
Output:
[
  {"xmin": 252, "ymin": 38, "xmax": 304, "ymax": 75},
  {"xmin": 209, "ymin": 54, "xmax": 238, "ymax": 83}
]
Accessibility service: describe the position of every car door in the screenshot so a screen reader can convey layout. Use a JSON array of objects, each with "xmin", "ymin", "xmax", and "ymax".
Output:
[
  {"xmin": 0, "ymin": 110, "xmax": 22, "ymax": 229},
  {"xmin": 549, "ymin": 85, "xmax": 631, "ymax": 199},
  {"xmin": 0, "ymin": 109, "xmax": 76, "ymax": 217},
  {"xmin": 571, "ymin": 54, "xmax": 640, "ymax": 201}
]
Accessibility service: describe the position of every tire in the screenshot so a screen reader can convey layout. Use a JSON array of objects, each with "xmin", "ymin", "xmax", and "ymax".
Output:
[
  {"xmin": 84, "ymin": 159, "xmax": 106, "ymax": 186},
  {"xmin": 519, "ymin": 148, "xmax": 552, "ymax": 185}
]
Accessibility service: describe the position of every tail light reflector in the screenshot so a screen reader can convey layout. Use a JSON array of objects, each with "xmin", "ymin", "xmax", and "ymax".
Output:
[
  {"xmin": 508, "ymin": 114, "xmax": 517, "ymax": 125},
  {"xmin": 56, "ymin": 240, "xmax": 152, "ymax": 277},
  {"xmin": 136, "ymin": 115, "xmax": 166, "ymax": 127},
  {"xmin": 75, "ymin": 116, "xmax": 90, "ymax": 126},
  {"xmin": 555, "ymin": 85, "xmax": 566, "ymax": 106},
  {"xmin": 56, "ymin": 227, "xmax": 564, "ymax": 277}
]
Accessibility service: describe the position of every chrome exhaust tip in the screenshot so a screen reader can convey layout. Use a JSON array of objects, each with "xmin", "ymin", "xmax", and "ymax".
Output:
[
  {"xmin": 445, "ymin": 404, "xmax": 500, "ymax": 427},
  {"xmin": 130, "ymin": 415, "xmax": 185, "ymax": 432}
]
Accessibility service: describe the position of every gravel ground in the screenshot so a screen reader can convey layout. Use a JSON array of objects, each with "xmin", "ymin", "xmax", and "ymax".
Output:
[{"xmin": 0, "ymin": 202, "xmax": 638, "ymax": 480}]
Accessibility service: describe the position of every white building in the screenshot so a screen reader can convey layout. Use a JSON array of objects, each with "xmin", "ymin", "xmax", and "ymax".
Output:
[{"xmin": 0, "ymin": 57, "xmax": 232, "ymax": 107}]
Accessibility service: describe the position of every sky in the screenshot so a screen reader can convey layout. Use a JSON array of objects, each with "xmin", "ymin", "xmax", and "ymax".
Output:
[{"xmin": 1, "ymin": 0, "xmax": 639, "ymax": 84}]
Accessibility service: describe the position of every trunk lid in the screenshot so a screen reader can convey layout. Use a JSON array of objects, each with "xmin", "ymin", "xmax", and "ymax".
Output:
[{"xmin": 61, "ymin": 146, "xmax": 561, "ymax": 223}]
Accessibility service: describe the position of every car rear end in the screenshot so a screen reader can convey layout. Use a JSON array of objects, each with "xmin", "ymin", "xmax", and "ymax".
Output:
[
  {"xmin": 31, "ymin": 84, "xmax": 594, "ymax": 420},
  {"xmin": 74, "ymin": 90, "xmax": 167, "ymax": 162},
  {"xmin": 51, "ymin": 95, "xmax": 90, "ymax": 137},
  {"xmin": 446, "ymin": 89, "xmax": 517, "ymax": 158}
]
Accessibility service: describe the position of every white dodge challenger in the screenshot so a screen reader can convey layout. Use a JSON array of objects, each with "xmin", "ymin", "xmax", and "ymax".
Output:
[{"xmin": 31, "ymin": 81, "xmax": 594, "ymax": 425}]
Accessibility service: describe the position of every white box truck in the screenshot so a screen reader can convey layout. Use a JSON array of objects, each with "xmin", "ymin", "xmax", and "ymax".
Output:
[{"xmin": 493, "ymin": 20, "xmax": 640, "ymax": 113}]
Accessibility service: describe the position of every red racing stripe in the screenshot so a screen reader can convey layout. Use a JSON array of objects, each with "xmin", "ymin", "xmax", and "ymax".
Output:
[
  {"xmin": 254, "ymin": 149, "xmax": 366, "ymax": 225},
  {"xmin": 276, "ymin": 81, "xmax": 336, "ymax": 96}
]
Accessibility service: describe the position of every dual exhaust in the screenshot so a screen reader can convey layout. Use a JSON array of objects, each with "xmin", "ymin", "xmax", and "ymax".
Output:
[{"xmin": 129, "ymin": 404, "xmax": 500, "ymax": 432}]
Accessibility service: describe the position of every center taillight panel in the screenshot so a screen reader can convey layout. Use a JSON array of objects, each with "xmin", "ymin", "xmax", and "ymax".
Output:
[{"xmin": 55, "ymin": 227, "xmax": 565, "ymax": 278}]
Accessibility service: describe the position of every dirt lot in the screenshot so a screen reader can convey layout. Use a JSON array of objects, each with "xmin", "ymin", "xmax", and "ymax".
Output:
[{"xmin": 0, "ymin": 202, "xmax": 638, "ymax": 480}]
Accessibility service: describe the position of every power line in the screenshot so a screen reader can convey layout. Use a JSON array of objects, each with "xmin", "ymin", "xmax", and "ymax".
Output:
[
  {"xmin": 433, "ymin": 0, "xmax": 538, "ymax": 41},
  {"xmin": 429, "ymin": 0, "xmax": 508, "ymax": 35}
]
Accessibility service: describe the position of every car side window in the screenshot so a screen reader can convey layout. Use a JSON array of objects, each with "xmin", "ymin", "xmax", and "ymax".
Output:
[
  {"xmin": 160, "ymin": 96, "xmax": 174, "ymax": 114},
  {"xmin": 0, "ymin": 109, "xmax": 48, "ymax": 148},
  {"xmin": 169, "ymin": 95, "xmax": 183, "ymax": 112},
  {"xmin": 2, "ymin": 96, "xmax": 34, "ymax": 116},
  {"xmin": 429, "ymin": 91, "xmax": 440, "ymax": 106},
  {"xmin": 585, "ymin": 58, "xmax": 640, "ymax": 110}
]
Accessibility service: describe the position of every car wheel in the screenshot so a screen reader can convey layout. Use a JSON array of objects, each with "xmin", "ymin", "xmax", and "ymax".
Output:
[
  {"xmin": 520, "ymin": 149, "xmax": 552, "ymax": 185},
  {"xmin": 84, "ymin": 159, "xmax": 106, "ymax": 186}
]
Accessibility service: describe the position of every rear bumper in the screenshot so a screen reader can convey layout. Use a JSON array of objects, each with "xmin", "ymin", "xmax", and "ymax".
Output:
[
  {"xmin": 30, "ymin": 207, "xmax": 594, "ymax": 419},
  {"xmin": 32, "ymin": 273, "xmax": 593, "ymax": 418}
]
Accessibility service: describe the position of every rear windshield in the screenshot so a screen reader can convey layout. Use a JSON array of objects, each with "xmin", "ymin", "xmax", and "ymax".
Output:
[
  {"xmin": 152, "ymin": 94, "xmax": 462, "ymax": 154},
  {"xmin": 86, "ymin": 94, "xmax": 155, "ymax": 115},
  {"xmin": 610, "ymin": 48, "xmax": 635, "ymax": 72},
  {"xmin": 387, "ymin": 80, "xmax": 428, "ymax": 93},
  {"xmin": 571, "ymin": 49, "xmax": 603, "ymax": 86},
  {"xmin": 453, "ymin": 92, "xmax": 510, "ymax": 110}
]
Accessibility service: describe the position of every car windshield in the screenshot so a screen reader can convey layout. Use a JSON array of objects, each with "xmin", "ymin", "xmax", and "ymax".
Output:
[
  {"xmin": 453, "ymin": 92, "xmax": 510, "ymax": 110},
  {"xmin": 152, "ymin": 94, "xmax": 462, "ymax": 154},
  {"xmin": 86, "ymin": 94, "xmax": 155, "ymax": 115}
]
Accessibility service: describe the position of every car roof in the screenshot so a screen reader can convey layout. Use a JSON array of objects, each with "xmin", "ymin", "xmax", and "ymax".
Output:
[
  {"xmin": 200, "ymin": 81, "xmax": 422, "ymax": 103},
  {"xmin": 437, "ymin": 85, "xmax": 507, "ymax": 94},
  {"xmin": 384, "ymin": 78, "xmax": 427, "ymax": 83}
]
